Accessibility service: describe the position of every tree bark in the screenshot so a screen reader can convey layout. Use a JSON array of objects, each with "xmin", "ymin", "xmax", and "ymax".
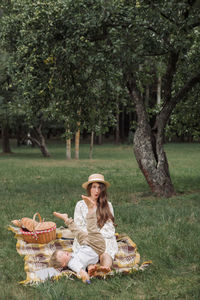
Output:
[
  {"xmin": 133, "ymin": 124, "xmax": 175, "ymax": 197},
  {"xmin": 127, "ymin": 71, "xmax": 175, "ymax": 197},
  {"xmin": 75, "ymin": 127, "xmax": 80, "ymax": 160},
  {"xmin": 66, "ymin": 128, "xmax": 71, "ymax": 160},
  {"xmin": 1, "ymin": 123, "xmax": 12, "ymax": 153},
  {"xmin": 131, "ymin": 88, "xmax": 175, "ymax": 197},
  {"xmin": 29, "ymin": 124, "xmax": 50, "ymax": 157},
  {"xmin": 126, "ymin": 59, "xmax": 200, "ymax": 197},
  {"xmin": 66, "ymin": 137, "xmax": 71, "ymax": 160}
]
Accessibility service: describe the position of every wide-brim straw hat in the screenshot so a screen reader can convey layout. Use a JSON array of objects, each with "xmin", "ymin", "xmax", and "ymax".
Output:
[{"xmin": 82, "ymin": 174, "xmax": 110, "ymax": 189}]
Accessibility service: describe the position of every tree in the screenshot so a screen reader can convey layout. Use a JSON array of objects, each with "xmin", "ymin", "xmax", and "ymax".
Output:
[
  {"xmin": 80, "ymin": 0, "xmax": 200, "ymax": 197},
  {"xmin": 125, "ymin": 1, "xmax": 200, "ymax": 196},
  {"xmin": 0, "ymin": 0, "xmax": 61, "ymax": 157},
  {"xmin": 2, "ymin": 0, "xmax": 200, "ymax": 196},
  {"xmin": 64, "ymin": 0, "xmax": 200, "ymax": 196}
]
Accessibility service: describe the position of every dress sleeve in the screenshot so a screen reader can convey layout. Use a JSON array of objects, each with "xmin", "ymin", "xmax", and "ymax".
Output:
[
  {"xmin": 99, "ymin": 202, "xmax": 115, "ymax": 239},
  {"xmin": 74, "ymin": 201, "xmax": 87, "ymax": 231}
]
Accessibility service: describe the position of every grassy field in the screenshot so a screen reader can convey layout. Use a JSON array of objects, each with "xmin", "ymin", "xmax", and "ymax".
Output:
[{"xmin": 0, "ymin": 141, "xmax": 200, "ymax": 300}]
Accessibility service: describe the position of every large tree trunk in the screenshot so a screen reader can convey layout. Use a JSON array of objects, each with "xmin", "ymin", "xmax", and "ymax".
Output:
[
  {"xmin": 127, "ymin": 60, "xmax": 200, "ymax": 197},
  {"xmin": 133, "ymin": 124, "xmax": 175, "ymax": 197},
  {"xmin": 127, "ymin": 73, "xmax": 175, "ymax": 197},
  {"xmin": 29, "ymin": 124, "xmax": 50, "ymax": 157},
  {"xmin": 1, "ymin": 123, "xmax": 12, "ymax": 153},
  {"xmin": 132, "ymin": 91, "xmax": 175, "ymax": 196}
]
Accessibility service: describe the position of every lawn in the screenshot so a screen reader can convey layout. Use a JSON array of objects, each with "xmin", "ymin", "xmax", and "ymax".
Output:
[{"xmin": 0, "ymin": 141, "xmax": 200, "ymax": 300}]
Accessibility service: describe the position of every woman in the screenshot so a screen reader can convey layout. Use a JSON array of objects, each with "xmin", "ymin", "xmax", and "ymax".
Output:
[{"xmin": 73, "ymin": 173, "xmax": 118, "ymax": 274}]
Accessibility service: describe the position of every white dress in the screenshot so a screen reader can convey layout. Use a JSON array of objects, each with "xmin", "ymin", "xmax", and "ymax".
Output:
[{"xmin": 72, "ymin": 200, "xmax": 118, "ymax": 260}]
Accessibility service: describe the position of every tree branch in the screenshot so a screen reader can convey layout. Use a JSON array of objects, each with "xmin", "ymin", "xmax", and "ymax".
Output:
[
  {"xmin": 154, "ymin": 72, "xmax": 200, "ymax": 132},
  {"xmin": 188, "ymin": 21, "xmax": 200, "ymax": 29},
  {"xmin": 172, "ymin": 72, "xmax": 200, "ymax": 105}
]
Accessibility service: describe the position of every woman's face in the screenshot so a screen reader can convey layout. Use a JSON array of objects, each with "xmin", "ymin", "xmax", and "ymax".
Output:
[{"xmin": 90, "ymin": 182, "xmax": 101, "ymax": 201}]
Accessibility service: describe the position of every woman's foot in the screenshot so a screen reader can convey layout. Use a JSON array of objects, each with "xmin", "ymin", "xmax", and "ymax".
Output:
[
  {"xmin": 53, "ymin": 212, "xmax": 69, "ymax": 223},
  {"xmin": 98, "ymin": 266, "xmax": 111, "ymax": 275},
  {"xmin": 88, "ymin": 265, "xmax": 111, "ymax": 277},
  {"xmin": 99, "ymin": 266, "xmax": 111, "ymax": 274}
]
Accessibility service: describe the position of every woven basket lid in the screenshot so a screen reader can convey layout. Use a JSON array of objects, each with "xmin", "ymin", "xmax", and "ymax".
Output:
[
  {"xmin": 21, "ymin": 217, "xmax": 38, "ymax": 232},
  {"xmin": 35, "ymin": 221, "xmax": 56, "ymax": 231}
]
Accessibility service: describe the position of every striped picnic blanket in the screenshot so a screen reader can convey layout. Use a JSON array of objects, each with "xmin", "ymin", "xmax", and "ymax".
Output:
[{"xmin": 8, "ymin": 226, "xmax": 152, "ymax": 284}]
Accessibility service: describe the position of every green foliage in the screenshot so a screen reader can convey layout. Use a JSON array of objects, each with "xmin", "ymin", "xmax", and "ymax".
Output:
[
  {"xmin": 166, "ymin": 89, "xmax": 200, "ymax": 141},
  {"xmin": 0, "ymin": 50, "xmax": 16, "ymax": 128},
  {"xmin": 1, "ymin": 0, "xmax": 127, "ymax": 135},
  {"xmin": 1, "ymin": 0, "xmax": 200, "ymax": 154}
]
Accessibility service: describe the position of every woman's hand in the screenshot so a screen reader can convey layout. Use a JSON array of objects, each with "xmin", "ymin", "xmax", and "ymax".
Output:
[{"xmin": 81, "ymin": 195, "xmax": 96, "ymax": 210}]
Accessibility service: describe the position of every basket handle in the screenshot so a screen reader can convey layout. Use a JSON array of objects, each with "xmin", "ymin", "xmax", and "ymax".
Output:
[{"xmin": 32, "ymin": 212, "xmax": 42, "ymax": 232}]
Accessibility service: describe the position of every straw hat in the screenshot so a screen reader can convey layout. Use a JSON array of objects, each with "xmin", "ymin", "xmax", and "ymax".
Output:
[{"xmin": 82, "ymin": 174, "xmax": 110, "ymax": 189}]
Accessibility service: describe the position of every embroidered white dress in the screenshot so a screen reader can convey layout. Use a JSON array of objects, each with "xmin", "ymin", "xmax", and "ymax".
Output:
[{"xmin": 72, "ymin": 200, "xmax": 118, "ymax": 260}]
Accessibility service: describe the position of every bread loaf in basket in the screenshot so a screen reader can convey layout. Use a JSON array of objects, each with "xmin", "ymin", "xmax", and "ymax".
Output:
[{"xmin": 12, "ymin": 212, "xmax": 56, "ymax": 244}]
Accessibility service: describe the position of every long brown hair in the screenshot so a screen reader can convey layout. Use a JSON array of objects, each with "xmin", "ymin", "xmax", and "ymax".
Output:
[{"xmin": 87, "ymin": 182, "xmax": 115, "ymax": 228}]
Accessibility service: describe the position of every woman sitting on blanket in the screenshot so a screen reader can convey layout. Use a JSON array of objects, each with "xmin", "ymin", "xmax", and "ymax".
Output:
[
  {"xmin": 73, "ymin": 174, "xmax": 118, "ymax": 276},
  {"xmin": 49, "ymin": 196, "xmax": 107, "ymax": 284}
]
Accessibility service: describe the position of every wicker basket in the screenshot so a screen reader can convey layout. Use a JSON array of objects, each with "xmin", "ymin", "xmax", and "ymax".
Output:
[{"xmin": 21, "ymin": 212, "xmax": 56, "ymax": 244}]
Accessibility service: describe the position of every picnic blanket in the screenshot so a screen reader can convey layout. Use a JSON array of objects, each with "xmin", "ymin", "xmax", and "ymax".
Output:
[{"xmin": 8, "ymin": 226, "xmax": 152, "ymax": 285}]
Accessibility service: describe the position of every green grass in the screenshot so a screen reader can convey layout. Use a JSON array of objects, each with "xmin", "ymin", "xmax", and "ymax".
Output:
[{"xmin": 0, "ymin": 141, "xmax": 200, "ymax": 300}]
